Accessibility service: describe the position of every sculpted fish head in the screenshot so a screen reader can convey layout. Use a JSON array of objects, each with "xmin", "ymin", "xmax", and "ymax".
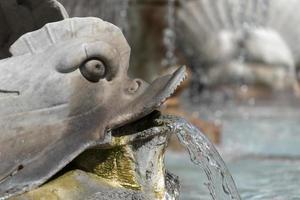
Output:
[{"xmin": 0, "ymin": 17, "xmax": 186, "ymax": 198}]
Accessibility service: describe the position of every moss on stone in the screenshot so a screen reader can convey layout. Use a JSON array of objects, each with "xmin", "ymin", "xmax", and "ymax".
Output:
[{"xmin": 75, "ymin": 145, "xmax": 141, "ymax": 191}]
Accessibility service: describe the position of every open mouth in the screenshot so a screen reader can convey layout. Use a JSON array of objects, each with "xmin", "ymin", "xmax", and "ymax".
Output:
[
  {"xmin": 111, "ymin": 66, "xmax": 187, "ymax": 129},
  {"xmin": 110, "ymin": 66, "xmax": 187, "ymax": 136},
  {"xmin": 111, "ymin": 110, "xmax": 163, "ymax": 137},
  {"xmin": 143, "ymin": 65, "xmax": 187, "ymax": 110}
]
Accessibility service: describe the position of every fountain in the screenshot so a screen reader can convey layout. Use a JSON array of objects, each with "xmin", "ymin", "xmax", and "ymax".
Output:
[
  {"xmin": 156, "ymin": 115, "xmax": 241, "ymax": 200},
  {"xmin": 6, "ymin": 111, "xmax": 241, "ymax": 200},
  {"xmin": 0, "ymin": 0, "xmax": 242, "ymax": 200},
  {"xmin": 177, "ymin": 0, "xmax": 300, "ymax": 97}
]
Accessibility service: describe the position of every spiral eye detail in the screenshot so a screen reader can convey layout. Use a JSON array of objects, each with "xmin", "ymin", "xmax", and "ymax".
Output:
[{"xmin": 80, "ymin": 59, "xmax": 106, "ymax": 82}]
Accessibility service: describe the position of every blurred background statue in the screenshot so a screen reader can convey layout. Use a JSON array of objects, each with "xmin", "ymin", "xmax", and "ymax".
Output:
[{"xmin": 177, "ymin": 0, "xmax": 300, "ymax": 97}]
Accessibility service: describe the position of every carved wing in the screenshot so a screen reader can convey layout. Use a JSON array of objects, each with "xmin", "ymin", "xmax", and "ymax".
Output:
[{"xmin": 0, "ymin": 0, "xmax": 68, "ymax": 58}]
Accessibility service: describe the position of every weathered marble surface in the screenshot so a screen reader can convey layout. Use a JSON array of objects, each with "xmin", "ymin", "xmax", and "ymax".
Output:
[
  {"xmin": 11, "ymin": 112, "xmax": 180, "ymax": 200},
  {"xmin": 12, "ymin": 170, "xmax": 179, "ymax": 200},
  {"xmin": 11, "ymin": 170, "xmax": 151, "ymax": 200}
]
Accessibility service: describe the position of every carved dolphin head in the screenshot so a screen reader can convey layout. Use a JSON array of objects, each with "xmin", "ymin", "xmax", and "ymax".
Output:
[{"xmin": 0, "ymin": 17, "xmax": 186, "ymax": 198}]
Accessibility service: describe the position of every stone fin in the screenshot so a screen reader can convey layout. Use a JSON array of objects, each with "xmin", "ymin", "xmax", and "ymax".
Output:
[{"xmin": 9, "ymin": 17, "xmax": 106, "ymax": 56}]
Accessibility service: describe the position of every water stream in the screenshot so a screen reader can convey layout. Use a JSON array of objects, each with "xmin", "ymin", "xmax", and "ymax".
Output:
[
  {"xmin": 162, "ymin": 0, "xmax": 177, "ymax": 67},
  {"xmin": 158, "ymin": 116, "xmax": 241, "ymax": 200}
]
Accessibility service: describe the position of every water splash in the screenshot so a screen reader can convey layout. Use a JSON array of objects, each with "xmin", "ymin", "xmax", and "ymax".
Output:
[
  {"xmin": 61, "ymin": 0, "xmax": 129, "ymax": 36},
  {"xmin": 116, "ymin": 0, "xmax": 129, "ymax": 35},
  {"xmin": 157, "ymin": 116, "xmax": 241, "ymax": 200},
  {"xmin": 162, "ymin": 0, "xmax": 177, "ymax": 67}
]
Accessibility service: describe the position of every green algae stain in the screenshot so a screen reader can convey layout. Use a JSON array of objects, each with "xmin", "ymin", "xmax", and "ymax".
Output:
[
  {"xmin": 11, "ymin": 171, "xmax": 85, "ymax": 200},
  {"xmin": 95, "ymin": 147, "xmax": 140, "ymax": 190},
  {"xmin": 75, "ymin": 145, "xmax": 141, "ymax": 191}
]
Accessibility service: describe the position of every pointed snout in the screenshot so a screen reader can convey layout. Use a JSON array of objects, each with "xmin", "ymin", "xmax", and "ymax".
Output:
[{"xmin": 107, "ymin": 66, "xmax": 186, "ymax": 130}]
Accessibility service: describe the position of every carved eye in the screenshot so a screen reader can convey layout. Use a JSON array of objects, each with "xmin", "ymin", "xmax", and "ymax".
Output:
[{"xmin": 80, "ymin": 59, "xmax": 106, "ymax": 82}]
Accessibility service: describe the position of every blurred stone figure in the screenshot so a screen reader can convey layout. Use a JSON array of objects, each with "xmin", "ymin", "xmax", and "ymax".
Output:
[
  {"xmin": 203, "ymin": 29, "xmax": 295, "ymax": 90},
  {"xmin": 177, "ymin": 0, "xmax": 300, "ymax": 94}
]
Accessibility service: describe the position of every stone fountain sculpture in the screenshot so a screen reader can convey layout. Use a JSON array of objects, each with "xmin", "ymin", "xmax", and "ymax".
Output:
[
  {"xmin": 0, "ymin": 0, "xmax": 186, "ymax": 199},
  {"xmin": 178, "ymin": 0, "xmax": 300, "ymax": 93}
]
